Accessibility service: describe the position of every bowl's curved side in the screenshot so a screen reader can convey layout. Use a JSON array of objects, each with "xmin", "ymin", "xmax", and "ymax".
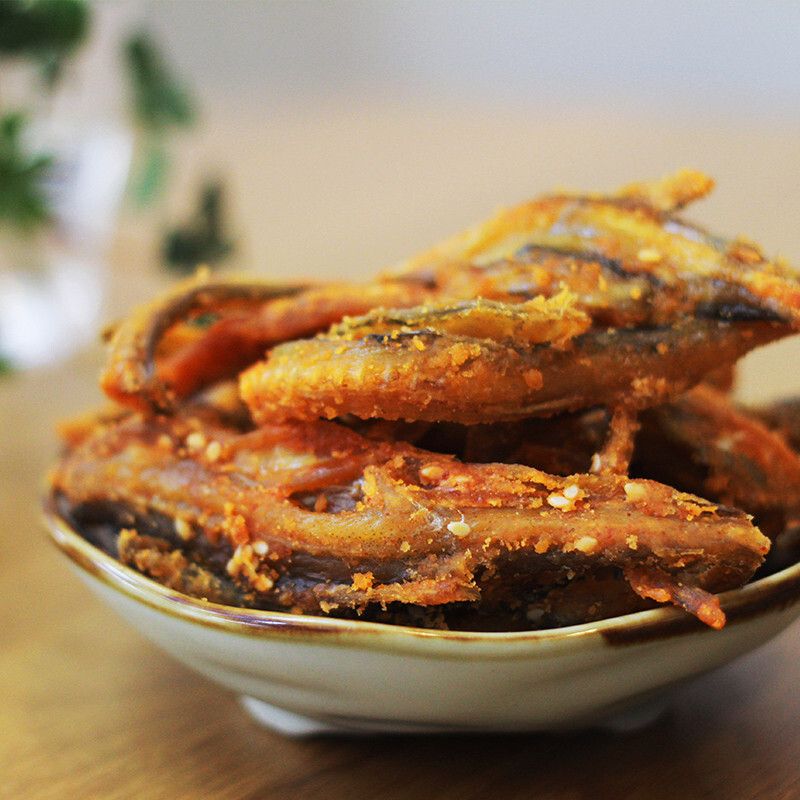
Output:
[
  {"xmin": 67, "ymin": 562, "xmax": 800, "ymax": 733},
  {"xmin": 46, "ymin": 508, "xmax": 800, "ymax": 733}
]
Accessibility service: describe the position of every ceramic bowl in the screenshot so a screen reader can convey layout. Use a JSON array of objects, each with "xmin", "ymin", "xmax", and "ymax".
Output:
[{"xmin": 45, "ymin": 507, "xmax": 800, "ymax": 736}]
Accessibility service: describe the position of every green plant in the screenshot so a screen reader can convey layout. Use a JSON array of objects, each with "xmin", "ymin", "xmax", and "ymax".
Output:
[
  {"xmin": 163, "ymin": 180, "xmax": 233, "ymax": 273},
  {"xmin": 0, "ymin": 0, "xmax": 89, "ymax": 85},
  {"xmin": 0, "ymin": 0, "xmax": 219, "ymax": 376},
  {"xmin": 124, "ymin": 30, "xmax": 196, "ymax": 207},
  {"xmin": 0, "ymin": 1, "xmax": 202, "ymax": 231},
  {"xmin": 0, "ymin": 0, "xmax": 87, "ymax": 233},
  {"xmin": 0, "ymin": 112, "xmax": 53, "ymax": 232}
]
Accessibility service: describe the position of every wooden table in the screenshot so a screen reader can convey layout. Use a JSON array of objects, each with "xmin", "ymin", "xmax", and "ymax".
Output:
[{"xmin": 3, "ymin": 102, "xmax": 800, "ymax": 799}]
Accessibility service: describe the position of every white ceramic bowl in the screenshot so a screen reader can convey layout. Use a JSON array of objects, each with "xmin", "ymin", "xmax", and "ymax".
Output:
[{"xmin": 45, "ymin": 507, "xmax": 800, "ymax": 736}]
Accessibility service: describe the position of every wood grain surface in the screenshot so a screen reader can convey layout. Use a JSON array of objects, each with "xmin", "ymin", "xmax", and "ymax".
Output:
[{"xmin": 3, "ymin": 104, "xmax": 800, "ymax": 799}]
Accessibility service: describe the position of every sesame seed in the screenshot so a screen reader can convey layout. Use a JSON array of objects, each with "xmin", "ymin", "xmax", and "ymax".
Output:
[
  {"xmin": 420, "ymin": 464, "xmax": 445, "ymax": 481},
  {"xmin": 547, "ymin": 493, "xmax": 571, "ymax": 509},
  {"xmin": 624, "ymin": 481, "xmax": 649, "ymax": 502},
  {"xmin": 447, "ymin": 520, "xmax": 472, "ymax": 536},
  {"xmin": 573, "ymin": 536, "xmax": 598, "ymax": 553},
  {"xmin": 563, "ymin": 484, "xmax": 580, "ymax": 499},
  {"xmin": 252, "ymin": 541, "xmax": 269, "ymax": 556},
  {"xmin": 637, "ymin": 247, "xmax": 663, "ymax": 263},
  {"xmin": 205, "ymin": 440, "xmax": 222, "ymax": 462},
  {"xmin": 174, "ymin": 518, "xmax": 193, "ymax": 541},
  {"xmin": 254, "ymin": 574, "xmax": 274, "ymax": 592},
  {"xmin": 186, "ymin": 431, "xmax": 206, "ymax": 451}
]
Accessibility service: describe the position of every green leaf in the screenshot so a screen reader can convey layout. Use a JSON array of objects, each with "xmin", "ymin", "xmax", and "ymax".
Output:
[
  {"xmin": 128, "ymin": 139, "xmax": 170, "ymax": 208},
  {"xmin": 124, "ymin": 32, "xmax": 195, "ymax": 132},
  {"xmin": 163, "ymin": 181, "xmax": 234, "ymax": 274},
  {"xmin": 0, "ymin": 0, "xmax": 90, "ymax": 87},
  {"xmin": 0, "ymin": 113, "xmax": 54, "ymax": 232}
]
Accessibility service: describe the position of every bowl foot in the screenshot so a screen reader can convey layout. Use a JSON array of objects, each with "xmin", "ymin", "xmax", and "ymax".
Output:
[
  {"xmin": 240, "ymin": 694, "xmax": 670, "ymax": 738},
  {"xmin": 239, "ymin": 696, "xmax": 456, "ymax": 736},
  {"xmin": 239, "ymin": 696, "xmax": 342, "ymax": 737}
]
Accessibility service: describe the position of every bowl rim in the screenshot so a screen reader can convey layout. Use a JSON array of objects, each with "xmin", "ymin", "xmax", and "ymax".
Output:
[{"xmin": 44, "ymin": 503, "xmax": 800, "ymax": 654}]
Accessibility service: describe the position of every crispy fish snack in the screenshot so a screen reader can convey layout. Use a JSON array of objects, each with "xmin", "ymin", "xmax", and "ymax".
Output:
[
  {"xmin": 101, "ymin": 277, "xmax": 433, "ymax": 414},
  {"xmin": 389, "ymin": 169, "xmax": 800, "ymax": 326},
  {"xmin": 50, "ymin": 407, "xmax": 768, "ymax": 630},
  {"xmin": 635, "ymin": 385, "xmax": 800, "ymax": 537},
  {"xmin": 49, "ymin": 171, "xmax": 800, "ymax": 630},
  {"xmin": 241, "ymin": 171, "xmax": 800, "ymax": 425},
  {"xmin": 240, "ymin": 314, "xmax": 784, "ymax": 426}
]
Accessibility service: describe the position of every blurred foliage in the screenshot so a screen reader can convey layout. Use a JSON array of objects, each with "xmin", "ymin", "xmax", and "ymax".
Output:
[
  {"xmin": 0, "ymin": 3, "xmax": 198, "ymax": 217},
  {"xmin": 163, "ymin": 181, "xmax": 233, "ymax": 273},
  {"xmin": 123, "ymin": 31, "xmax": 227, "ymax": 272},
  {"xmin": 124, "ymin": 32, "xmax": 194, "ymax": 132},
  {"xmin": 124, "ymin": 31, "xmax": 197, "ymax": 208},
  {"xmin": 0, "ymin": 2, "xmax": 232, "ymax": 273},
  {"xmin": 0, "ymin": 0, "xmax": 88, "ymax": 232},
  {"xmin": 0, "ymin": 113, "xmax": 54, "ymax": 232},
  {"xmin": 0, "ymin": 0, "xmax": 89, "ymax": 85}
]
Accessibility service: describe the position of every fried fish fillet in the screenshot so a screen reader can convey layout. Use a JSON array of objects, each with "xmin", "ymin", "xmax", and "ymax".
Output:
[
  {"xmin": 240, "ymin": 315, "xmax": 785, "ymax": 425},
  {"xmin": 49, "ymin": 406, "xmax": 769, "ymax": 629},
  {"xmin": 240, "ymin": 171, "xmax": 800, "ymax": 425},
  {"xmin": 388, "ymin": 170, "xmax": 800, "ymax": 326},
  {"xmin": 100, "ymin": 276, "xmax": 433, "ymax": 414}
]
